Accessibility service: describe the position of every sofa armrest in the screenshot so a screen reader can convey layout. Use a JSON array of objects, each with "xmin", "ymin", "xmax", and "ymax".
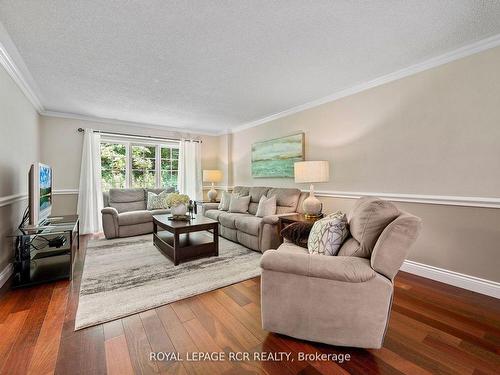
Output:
[
  {"xmin": 201, "ymin": 202, "xmax": 220, "ymax": 216},
  {"xmin": 261, "ymin": 213, "xmax": 296, "ymax": 225},
  {"xmin": 101, "ymin": 207, "xmax": 119, "ymax": 239},
  {"xmin": 260, "ymin": 251, "xmax": 376, "ymax": 283}
]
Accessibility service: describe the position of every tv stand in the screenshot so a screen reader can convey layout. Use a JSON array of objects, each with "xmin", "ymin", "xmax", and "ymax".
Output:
[{"xmin": 9, "ymin": 215, "xmax": 79, "ymax": 288}]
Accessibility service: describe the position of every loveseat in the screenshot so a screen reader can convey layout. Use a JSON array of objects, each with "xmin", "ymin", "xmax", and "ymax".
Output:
[
  {"xmin": 101, "ymin": 187, "xmax": 174, "ymax": 239},
  {"xmin": 202, "ymin": 186, "xmax": 308, "ymax": 252},
  {"xmin": 260, "ymin": 196, "xmax": 422, "ymax": 348}
]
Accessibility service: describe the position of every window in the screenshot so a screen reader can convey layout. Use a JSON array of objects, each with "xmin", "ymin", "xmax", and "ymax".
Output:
[
  {"xmin": 161, "ymin": 146, "xmax": 179, "ymax": 189},
  {"xmin": 100, "ymin": 142, "xmax": 127, "ymax": 191},
  {"xmin": 131, "ymin": 145, "xmax": 156, "ymax": 188},
  {"xmin": 100, "ymin": 140, "xmax": 179, "ymax": 191}
]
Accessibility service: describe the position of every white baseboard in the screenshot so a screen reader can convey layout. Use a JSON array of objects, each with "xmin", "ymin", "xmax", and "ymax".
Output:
[
  {"xmin": 401, "ymin": 260, "xmax": 500, "ymax": 299},
  {"xmin": 0, "ymin": 263, "xmax": 13, "ymax": 289}
]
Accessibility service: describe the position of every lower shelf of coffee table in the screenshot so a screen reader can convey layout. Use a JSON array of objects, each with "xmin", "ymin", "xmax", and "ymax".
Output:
[{"xmin": 153, "ymin": 231, "xmax": 218, "ymax": 265}]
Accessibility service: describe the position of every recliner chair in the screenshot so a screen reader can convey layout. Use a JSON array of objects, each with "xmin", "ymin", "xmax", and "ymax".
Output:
[{"xmin": 260, "ymin": 196, "xmax": 422, "ymax": 348}]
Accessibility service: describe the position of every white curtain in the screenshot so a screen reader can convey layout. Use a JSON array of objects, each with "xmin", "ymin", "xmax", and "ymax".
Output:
[
  {"xmin": 77, "ymin": 129, "xmax": 103, "ymax": 234},
  {"xmin": 178, "ymin": 139, "xmax": 202, "ymax": 200}
]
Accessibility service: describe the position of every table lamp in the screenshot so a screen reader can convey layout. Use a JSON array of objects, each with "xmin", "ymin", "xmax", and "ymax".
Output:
[
  {"xmin": 294, "ymin": 161, "xmax": 330, "ymax": 218},
  {"xmin": 203, "ymin": 170, "xmax": 222, "ymax": 202}
]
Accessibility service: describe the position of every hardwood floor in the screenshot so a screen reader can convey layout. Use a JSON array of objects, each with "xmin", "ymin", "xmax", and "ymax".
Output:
[{"xmin": 0, "ymin": 235, "xmax": 499, "ymax": 375}]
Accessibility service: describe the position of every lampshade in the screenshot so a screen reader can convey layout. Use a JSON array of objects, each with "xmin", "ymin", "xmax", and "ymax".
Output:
[
  {"xmin": 294, "ymin": 161, "xmax": 329, "ymax": 183},
  {"xmin": 203, "ymin": 169, "xmax": 223, "ymax": 182}
]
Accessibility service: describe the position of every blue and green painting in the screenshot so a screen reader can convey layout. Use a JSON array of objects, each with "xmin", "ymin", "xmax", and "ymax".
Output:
[{"xmin": 251, "ymin": 133, "xmax": 304, "ymax": 178}]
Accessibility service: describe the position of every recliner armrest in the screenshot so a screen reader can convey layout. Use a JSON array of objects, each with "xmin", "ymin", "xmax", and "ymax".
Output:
[
  {"xmin": 101, "ymin": 207, "xmax": 118, "ymax": 216},
  {"xmin": 201, "ymin": 202, "xmax": 220, "ymax": 215},
  {"xmin": 260, "ymin": 251, "xmax": 376, "ymax": 283},
  {"xmin": 261, "ymin": 213, "xmax": 296, "ymax": 225}
]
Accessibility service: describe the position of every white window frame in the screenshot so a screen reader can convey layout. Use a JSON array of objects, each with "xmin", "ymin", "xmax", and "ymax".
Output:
[{"xmin": 100, "ymin": 136, "xmax": 180, "ymax": 190}]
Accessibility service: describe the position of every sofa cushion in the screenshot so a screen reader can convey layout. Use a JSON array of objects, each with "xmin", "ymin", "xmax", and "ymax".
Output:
[
  {"xmin": 347, "ymin": 197, "xmax": 400, "ymax": 258},
  {"xmin": 150, "ymin": 209, "xmax": 171, "ymax": 215},
  {"xmin": 219, "ymin": 212, "xmax": 250, "ymax": 229},
  {"xmin": 247, "ymin": 187, "xmax": 270, "ymax": 214},
  {"xmin": 256, "ymin": 195, "xmax": 277, "ymax": 217},
  {"xmin": 205, "ymin": 209, "xmax": 225, "ymax": 221},
  {"xmin": 337, "ymin": 237, "xmax": 361, "ymax": 256},
  {"xmin": 109, "ymin": 188, "xmax": 145, "ymax": 203},
  {"xmin": 218, "ymin": 191, "xmax": 231, "ymax": 211},
  {"xmin": 146, "ymin": 187, "xmax": 175, "ymax": 197},
  {"xmin": 118, "ymin": 210, "xmax": 153, "ymax": 226},
  {"xmin": 235, "ymin": 215, "xmax": 262, "ymax": 236},
  {"xmin": 267, "ymin": 188, "xmax": 301, "ymax": 214},
  {"xmin": 229, "ymin": 195, "xmax": 251, "ymax": 213},
  {"xmin": 232, "ymin": 186, "xmax": 250, "ymax": 197},
  {"xmin": 277, "ymin": 242, "xmax": 309, "ymax": 255},
  {"xmin": 111, "ymin": 201, "xmax": 146, "ymax": 213}
]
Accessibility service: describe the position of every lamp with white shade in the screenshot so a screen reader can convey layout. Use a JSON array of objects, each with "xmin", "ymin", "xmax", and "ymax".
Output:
[
  {"xmin": 203, "ymin": 170, "xmax": 222, "ymax": 202},
  {"xmin": 294, "ymin": 161, "xmax": 330, "ymax": 218}
]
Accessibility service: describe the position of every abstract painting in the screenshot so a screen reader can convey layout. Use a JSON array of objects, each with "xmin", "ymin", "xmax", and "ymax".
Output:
[{"xmin": 251, "ymin": 133, "xmax": 304, "ymax": 178}]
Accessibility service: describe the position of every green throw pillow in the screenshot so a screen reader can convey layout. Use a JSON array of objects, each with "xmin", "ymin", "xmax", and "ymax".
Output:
[
  {"xmin": 147, "ymin": 191, "xmax": 169, "ymax": 210},
  {"xmin": 307, "ymin": 211, "xmax": 349, "ymax": 256}
]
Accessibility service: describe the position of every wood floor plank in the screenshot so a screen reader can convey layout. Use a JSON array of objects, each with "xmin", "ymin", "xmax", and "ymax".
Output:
[
  {"xmin": 122, "ymin": 314, "xmax": 159, "ymax": 375},
  {"xmin": 140, "ymin": 309, "xmax": 185, "ymax": 374},
  {"xmin": 0, "ymin": 289, "xmax": 21, "ymax": 323},
  {"xmin": 103, "ymin": 319, "xmax": 125, "ymax": 341},
  {"xmin": 171, "ymin": 298, "xmax": 196, "ymax": 322},
  {"xmin": 0, "ymin": 310, "xmax": 29, "ymax": 371},
  {"xmin": 1, "ymin": 283, "xmax": 54, "ymax": 375},
  {"xmin": 105, "ymin": 335, "xmax": 135, "ymax": 375},
  {"xmin": 27, "ymin": 283, "xmax": 69, "ymax": 375}
]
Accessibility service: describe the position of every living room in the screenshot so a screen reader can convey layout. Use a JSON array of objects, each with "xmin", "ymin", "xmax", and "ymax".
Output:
[{"xmin": 1, "ymin": 2, "xmax": 499, "ymax": 374}]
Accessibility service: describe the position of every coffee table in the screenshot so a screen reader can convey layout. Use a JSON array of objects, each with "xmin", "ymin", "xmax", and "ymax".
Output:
[{"xmin": 152, "ymin": 215, "xmax": 219, "ymax": 265}]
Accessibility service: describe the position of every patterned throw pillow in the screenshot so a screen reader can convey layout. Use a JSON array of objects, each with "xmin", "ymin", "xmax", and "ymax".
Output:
[
  {"xmin": 308, "ymin": 212, "xmax": 349, "ymax": 256},
  {"xmin": 147, "ymin": 191, "xmax": 169, "ymax": 210}
]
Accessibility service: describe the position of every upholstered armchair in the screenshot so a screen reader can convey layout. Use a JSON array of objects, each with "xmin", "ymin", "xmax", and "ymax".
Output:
[{"xmin": 260, "ymin": 197, "xmax": 422, "ymax": 348}]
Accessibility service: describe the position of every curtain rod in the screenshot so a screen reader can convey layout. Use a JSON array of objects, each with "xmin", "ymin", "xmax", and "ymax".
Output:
[{"xmin": 77, "ymin": 128, "xmax": 202, "ymax": 143}]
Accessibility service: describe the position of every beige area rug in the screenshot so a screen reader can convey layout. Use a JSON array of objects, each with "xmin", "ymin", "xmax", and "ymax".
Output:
[{"xmin": 75, "ymin": 233, "xmax": 261, "ymax": 330}]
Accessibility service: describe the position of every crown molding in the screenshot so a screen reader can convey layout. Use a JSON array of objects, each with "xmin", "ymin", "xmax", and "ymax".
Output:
[
  {"xmin": 230, "ymin": 33, "xmax": 500, "ymax": 134},
  {"xmin": 0, "ymin": 40, "xmax": 43, "ymax": 112},
  {"xmin": 40, "ymin": 110, "xmax": 218, "ymax": 136}
]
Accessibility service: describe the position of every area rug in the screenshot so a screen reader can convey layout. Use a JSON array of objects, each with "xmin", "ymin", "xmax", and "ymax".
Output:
[{"xmin": 75, "ymin": 233, "xmax": 261, "ymax": 330}]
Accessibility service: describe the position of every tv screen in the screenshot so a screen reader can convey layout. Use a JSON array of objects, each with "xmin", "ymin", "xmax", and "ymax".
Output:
[
  {"xmin": 39, "ymin": 165, "xmax": 52, "ymax": 212},
  {"xmin": 29, "ymin": 163, "xmax": 53, "ymax": 225}
]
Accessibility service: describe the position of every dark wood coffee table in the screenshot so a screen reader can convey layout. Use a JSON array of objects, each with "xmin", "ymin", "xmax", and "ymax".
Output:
[{"xmin": 152, "ymin": 215, "xmax": 219, "ymax": 265}]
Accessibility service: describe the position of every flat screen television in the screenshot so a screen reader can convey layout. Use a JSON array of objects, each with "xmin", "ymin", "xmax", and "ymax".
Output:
[{"xmin": 29, "ymin": 163, "xmax": 53, "ymax": 225}]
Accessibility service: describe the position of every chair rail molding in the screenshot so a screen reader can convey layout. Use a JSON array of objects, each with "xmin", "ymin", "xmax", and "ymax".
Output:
[
  {"xmin": 313, "ymin": 190, "xmax": 500, "ymax": 209},
  {"xmin": 0, "ymin": 193, "xmax": 28, "ymax": 208}
]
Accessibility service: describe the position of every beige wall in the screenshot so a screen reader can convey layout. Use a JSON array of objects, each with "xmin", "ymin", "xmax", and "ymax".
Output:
[
  {"xmin": 0, "ymin": 64, "xmax": 40, "ymax": 276},
  {"xmin": 39, "ymin": 115, "xmax": 220, "ymax": 215},
  {"xmin": 230, "ymin": 46, "xmax": 500, "ymax": 282}
]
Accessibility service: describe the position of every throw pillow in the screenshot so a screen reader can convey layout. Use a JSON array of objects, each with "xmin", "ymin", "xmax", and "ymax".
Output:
[
  {"xmin": 255, "ymin": 195, "xmax": 277, "ymax": 217},
  {"xmin": 280, "ymin": 221, "xmax": 314, "ymax": 248},
  {"xmin": 229, "ymin": 195, "xmax": 251, "ymax": 213},
  {"xmin": 218, "ymin": 191, "xmax": 232, "ymax": 211},
  {"xmin": 308, "ymin": 213, "xmax": 349, "ymax": 256},
  {"xmin": 146, "ymin": 191, "xmax": 169, "ymax": 210}
]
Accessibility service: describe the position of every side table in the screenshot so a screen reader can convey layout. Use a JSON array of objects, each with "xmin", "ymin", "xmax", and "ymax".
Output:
[{"xmin": 277, "ymin": 213, "xmax": 324, "ymax": 243}]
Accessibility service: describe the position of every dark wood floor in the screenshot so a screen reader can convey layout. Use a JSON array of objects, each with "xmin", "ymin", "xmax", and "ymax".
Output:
[{"xmin": 0, "ymin": 235, "xmax": 499, "ymax": 375}]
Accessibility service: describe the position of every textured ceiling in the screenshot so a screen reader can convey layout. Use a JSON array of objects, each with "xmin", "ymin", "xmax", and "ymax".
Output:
[{"xmin": 1, "ymin": 1, "xmax": 500, "ymax": 134}]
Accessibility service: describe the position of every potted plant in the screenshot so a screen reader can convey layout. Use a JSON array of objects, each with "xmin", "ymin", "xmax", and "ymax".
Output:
[{"xmin": 166, "ymin": 193, "xmax": 190, "ymax": 216}]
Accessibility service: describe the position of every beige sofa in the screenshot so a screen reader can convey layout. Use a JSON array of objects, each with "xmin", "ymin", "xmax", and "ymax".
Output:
[
  {"xmin": 260, "ymin": 197, "xmax": 422, "ymax": 348},
  {"xmin": 101, "ymin": 187, "xmax": 174, "ymax": 239},
  {"xmin": 202, "ymin": 186, "xmax": 308, "ymax": 252}
]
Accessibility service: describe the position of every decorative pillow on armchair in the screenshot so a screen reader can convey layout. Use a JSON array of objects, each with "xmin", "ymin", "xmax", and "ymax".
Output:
[
  {"xmin": 147, "ymin": 191, "xmax": 169, "ymax": 210},
  {"xmin": 308, "ymin": 212, "xmax": 349, "ymax": 256},
  {"xmin": 280, "ymin": 221, "xmax": 314, "ymax": 248}
]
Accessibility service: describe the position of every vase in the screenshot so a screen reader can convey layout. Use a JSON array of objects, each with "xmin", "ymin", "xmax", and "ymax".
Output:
[{"xmin": 171, "ymin": 203, "xmax": 187, "ymax": 216}]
